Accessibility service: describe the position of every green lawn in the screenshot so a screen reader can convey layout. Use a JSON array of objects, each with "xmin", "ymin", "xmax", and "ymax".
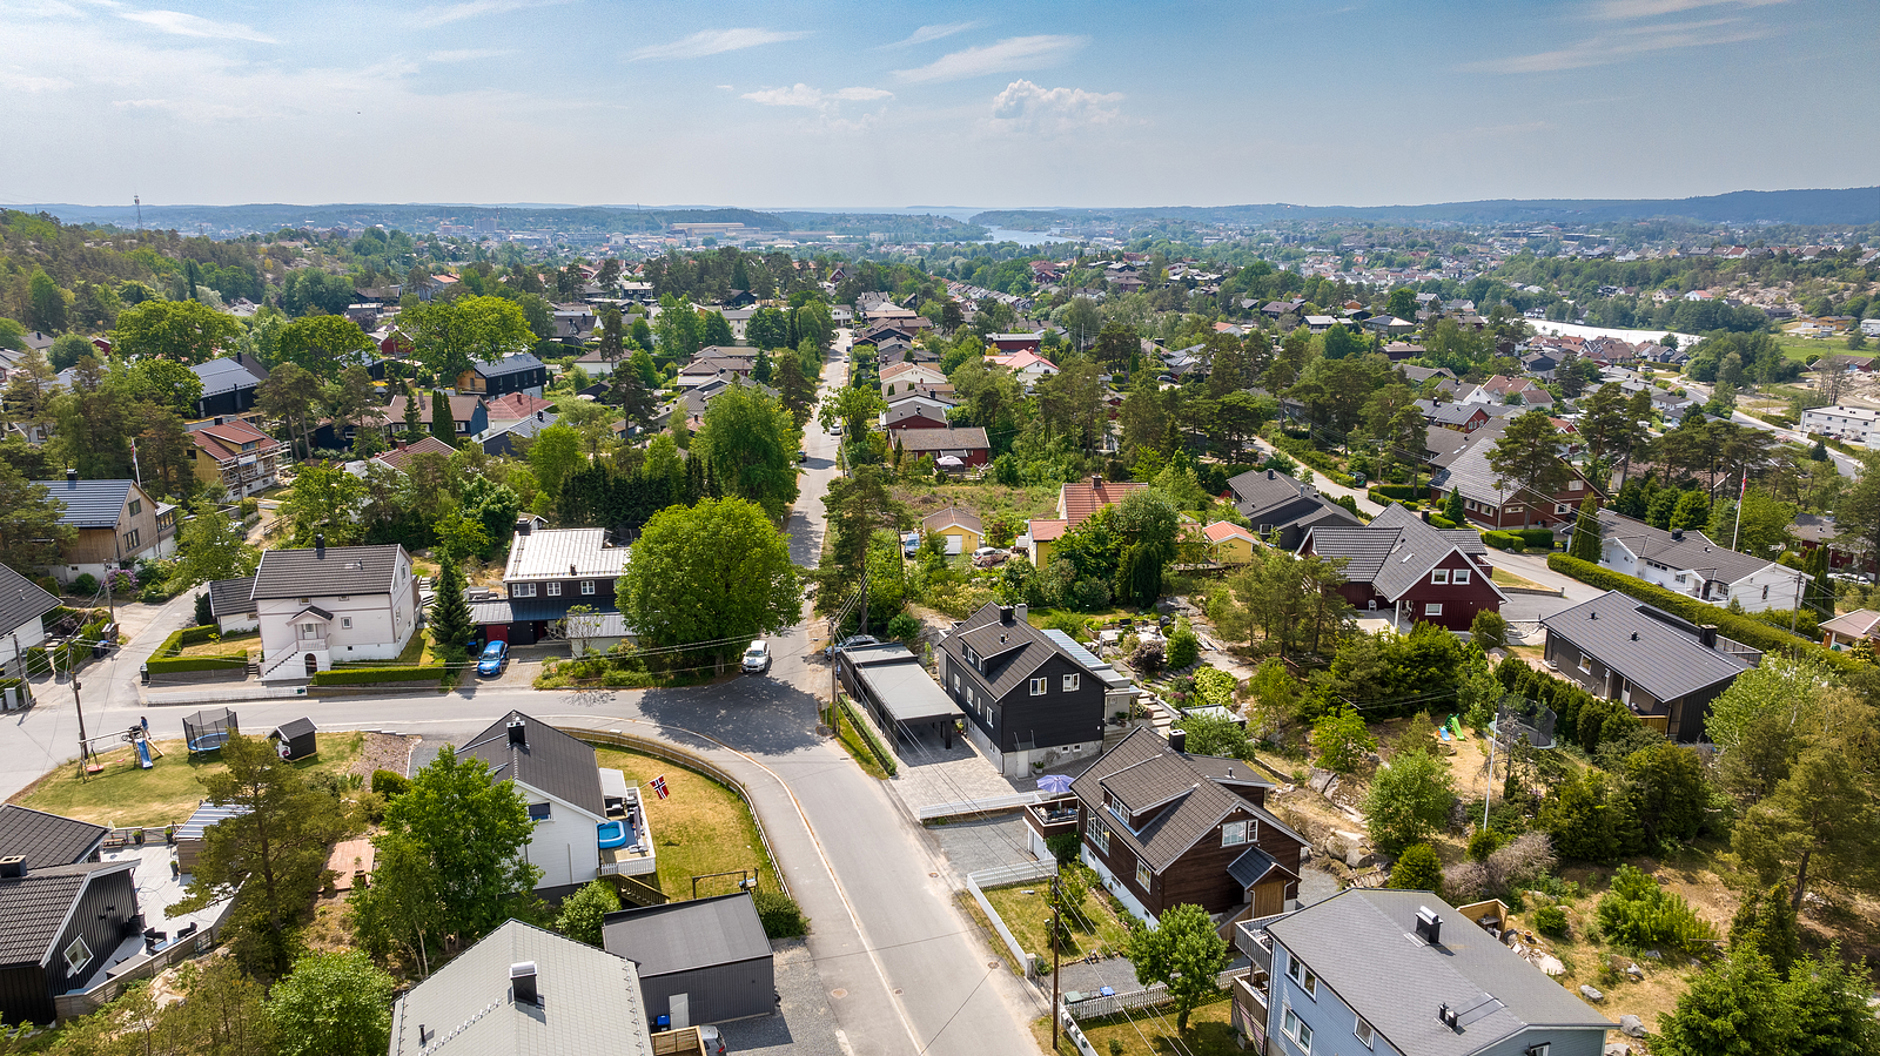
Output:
[
  {"xmin": 10, "ymin": 731, "xmax": 364, "ymax": 828},
  {"xmin": 589, "ymin": 746, "xmax": 780, "ymax": 900},
  {"xmin": 984, "ymin": 879, "xmax": 1135, "ymax": 962},
  {"xmin": 1772, "ymin": 331, "xmax": 1872, "ymax": 364},
  {"xmin": 174, "ymin": 631, "xmax": 259, "ymax": 658},
  {"xmin": 1032, "ymin": 996, "xmax": 1240, "ymax": 1056}
]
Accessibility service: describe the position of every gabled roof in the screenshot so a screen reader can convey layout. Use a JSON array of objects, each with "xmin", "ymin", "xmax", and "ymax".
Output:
[
  {"xmin": 389, "ymin": 919, "xmax": 649, "ymax": 1056},
  {"xmin": 1540, "ymin": 590, "xmax": 1754, "ymax": 702},
  {"xmin": 885, "ymin": 403, "xmax": 948, "ymax": 426},
  {"xmin": 192, "ymin": 418, "xmax": 281, "ymax": 462},
  {"xmin": 457, "ymin": 710, "xmax": 605, "ymax": 816},
  {"xmin": 921, "ymin": 506, "xmax": 982, "ymax": 534},
  {"xmin": 190, "ymin": 357, "xmax": 264, "ymax": 398},
  {"xmin": 1820, "ymin": 608, "xmax": 1880, "ymax": 640},
  {"xmin": 1301, "ymin": 505, "xmax": 1500, "ymax": 603},
  {"xmin": 32, "ymin": 478, "xmax": 138, "ymax": 528},
  {"xmin": 602, "ymin": 892, "xmax": 771, "ymax": 978},
  {"xmin": 0, "ymin": 805, "xmax": 107, "ymax": 870},
  {"xmin": 1428, "ymin": 421, "xmax": 1588, "ymax": 509},
  {"xmin": 1059, "ymin": 477, "xmax": 1148, "ymax": 527},
  {"xmin": 894, "ymin": 427, "xmax": 989, "ymax": 453},
  {"xmin": 206, "ymin": 576, "xmax": 257, "ymax": 619},
  {"xmin": 1595, "ymin": 510, "xmax": 1792, "ymax": 587},
  {"xmin": 373, "ymin": 435, "xmax": 459, "ymax": 471},
  {"xmin": 504, "ymin": 528, "xmax": 629, "ymax": 582},
  {"xmin": 1071, "ymin": 728, "xmax": 1301, "ymax": 873},
  {"xmin": 251, "ymin": 544, "xmax": 407, "ymax": 599},
  {"xmin": 470, "ymin": 352, "xmax": 546, "ymax": 379},
  {"xmin": 484, "ymin": 391, "xmax": 555, "ymax": 421},
  {"xmin": 0, "ymin": 861, "xmax": 136, "ymax": 967},
  {"xmin": 1203, "ymin": 521, "xmax": 1257, "ymax": 544},
  {"xmin": 0, "ymin": 562, "xmax": 60, "ymax": 634},
  {"xmin": 941, "ymin": 602, "xmax": 1102, "ymax": 702},
  {"xmin": 1264, "ymin": 889, "xmax": 1613, "ymax": 1056}
]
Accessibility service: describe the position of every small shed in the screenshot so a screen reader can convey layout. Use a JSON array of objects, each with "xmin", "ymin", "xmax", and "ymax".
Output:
[
  {"xmin": 173, "ymin": 801, "xmax": 252, "ymax": 874},
  {"xmin": 268, "ymin": 717, "xmax": 317, "ymax": 761},
  {"xmin": 602, "ymin": 892, "xmax": 774, "ymax": 1028},
  {"xmin": 181, "ymin": 708, "xmax": 237, "ymax": 755}
]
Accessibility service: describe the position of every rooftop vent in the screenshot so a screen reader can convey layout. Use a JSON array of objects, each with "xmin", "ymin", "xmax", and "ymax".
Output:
[
  {"xmin": 506, "ymin": 718, "xmax": 527, "ymax": 749},
  {"xmin": 314, "ymin": 533, "xmax": 325, "ymax": 556},
  {"xmin": 1437, "ymin": 1002, "xmax": 1461, "ymax": 1030},
  {"xmin": 1168, "ymin": 728, "xmax": 1187, "ymax": 754},
  {"xmin": 0, "ymin": 855, "xmax": 24, "ymax": 879},
  {"xmin": 66, "ymin": 467, "xmax": 77, "ymax": 483},
  {"xmin": 1415, "ymin": 905, "xmax": 1443, "ymax": 945},
  {"xmin": 1671, "ymin": 529, "xmax": 1684, "ymax": 541},
  {"xmin": 1267, "ymin": 469, "xmax": 1276, "ymax": 480},
  {"xmin": 570, "ymin": 564, "xmax": 577, "ymax": 576},
  {"xmin": 1630, "ymin": 632, "xmax": 1639, "ymax": 641},
  {"xmin": 510, "ymin": 961, "xmax": 538, "ymax": 1006}
]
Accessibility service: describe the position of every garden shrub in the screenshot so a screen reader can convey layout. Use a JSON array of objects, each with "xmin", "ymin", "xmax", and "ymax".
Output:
[
  {"xmin": 71, "ymin": 573, "xmax": 98, "ymax": 597},
  {"xmin": 885, "ymin": 612, "xmax": 922, "ymax": 642},
  {"xmin": 1166, "ymin": 618, "xmax": 1200, "ymax": 669},
  {"xmin": 1471, "ymin": 611, "xmax": 1508, "ymax": 650},
  {"xmin": 1045, "ymin": 832, "xmax": 1082, "ymax": 866},
  {"xmin": 1533, "ymin": 904, "xmax": 1569, "ymax": 938},
  {"xmin": 754, "ymin": 890, "xmax": 808, "ymax": 938},
  {"xmin": 1595, "ymin": 864, "xmax": 1717, "ymax": 955},
  {"xmin": 309, "ymin": 665, "xmax": 445, "ymax": 686},
  {"xmin": 370, "ymin": 770, "xmax": 410, "ymax": 798},
  {"xmin": 1191, "ymin": 666, "xmax": 1237, "ymax": 710}
]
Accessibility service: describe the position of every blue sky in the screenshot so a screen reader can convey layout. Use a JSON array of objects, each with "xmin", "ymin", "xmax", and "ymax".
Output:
[{"xmin": 0, "ymin": 0, "xmax": 1873, "ymax": 210}]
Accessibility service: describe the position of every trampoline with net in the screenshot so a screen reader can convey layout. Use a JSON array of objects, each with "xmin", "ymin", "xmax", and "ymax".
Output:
[{"xmin": 183, "ymin": 708, "xmax": 239, "ymax": 754}]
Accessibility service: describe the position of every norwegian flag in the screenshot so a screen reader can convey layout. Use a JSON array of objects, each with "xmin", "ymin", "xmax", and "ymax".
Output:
[{"xmin": 650, "ymin": 775, "xmax": 669, "ymax": 800}]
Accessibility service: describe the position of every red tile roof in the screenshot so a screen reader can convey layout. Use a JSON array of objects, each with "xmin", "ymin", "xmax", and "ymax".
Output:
[
  {"xmin": 484, "ymin": 391, "xmax": 554, "ymax": 422},
  {"xmin": 374, "ymin": 435, "xmax": 457, "ymax": 470},
  {"xmin": 191, "ymin": 419, "xmax": 281, "ymax": 461},
  {"xmin": 1058, "ymin": 477, "xmax": 1149, "ymax": 527}
]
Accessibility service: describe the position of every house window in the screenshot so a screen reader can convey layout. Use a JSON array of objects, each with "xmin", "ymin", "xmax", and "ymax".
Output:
[
  {"xmin": 125, "ymin": 529, "xmax": 141, "ymax": 549},
  {"xmin": 1555, "ymin": 503, "xmax": 1571, "ymax": 515},
  {"xmin": 1030, "ymin": 677, "xmax": 1047, "ymax": 696},
  {"xmin": 527, "ymin": 802, "xmax": 552, "ymax": 821},
  {"xmin": 1221, "ymin": 820, "xmax": 1248, "ymax": 846},
  {"xmin": 1282, "ymin": 1007, "xmax": 1313, "ymax": 1052},
  {"xmin": 1287, "ymin": 958, "xmax": 1318, "ymax": 998},
  {"xmin": 1089, "ymin": 821, "xmax": 1110, "ymax": 854},
  {"xmin": 1452, "ymin": 568, "xmax": 1471, "ymax": 585},
  {"xmin": 1431, "ymin": 569, "xmax": 1449, "ymax": 585},
  {"xmin": 951, "ymin": 672, "xmax": 960, "ymax": 692},
  {"xmin": 340, "ymin": 617, "xmax": 352, "ymax": 630},
  {"xmin": 128, "ymin": 499, "xmax": 141, "ymax": 516},
  {"xmin": 547, "ymin": 581, "xmax": 562, "ymax": 596},
  {"xmin": 513, "ymin": 583, "xmax": 537, "ymax": 597},
  {"xmin": 64, "ymin": 936, "xmax": 92, "ymax": 976},
  {"xmin": 1063, "ymin": 673, "xmax": 1080, "ymax": 692},
  {"xmin": 1135, "ymin": 859, "xmax": 1152, "ymax": 891},
  {"xmin": 1570, "ymin": 479, "xmax": 1583, "ymax": 491},
  {"xmin": 581, "ymin": 580, "xmax": 596, "ymax": 595},
  {"xmin": 1425, "ymin": 602, "xmax": 1443, "ymax": 616},
  {"xmin": 298, "ymin": 623, "xmax": 320, "ymax": 640},
  {"xmin": 1354, "ymin": 1014, "xmax": 1375, "ymax": 1048},
  {"xmin": 1578, "ymin": 654, "xmax": 1592, "ymax": 674}
]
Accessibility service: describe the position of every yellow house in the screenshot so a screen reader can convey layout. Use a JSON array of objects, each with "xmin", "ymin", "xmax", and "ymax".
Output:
[
  {"xmin": 921, "ymin": 506, "xmax": 983, "ymax": 556},
  {"xmin": 1202, "ymin": 520, "xmax": 1259, "ymax": 565}
]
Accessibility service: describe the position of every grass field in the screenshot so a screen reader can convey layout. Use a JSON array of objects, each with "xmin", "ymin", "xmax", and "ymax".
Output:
[
  {"xmin": 1773, "ymin": 331, "xmax": 1872, "ymax": 364},
  {"xmin": 984, "ymin": 878, "xmax": 1135, "ymax": 962},
  {"xmin": 174, "ymin": 631, "xmax": 258, "ymax": 658},
  {"xmin": 589, "ymin": 745, "xmax": 780, "ymax": 900},
  {"xmin": 891, "ymin": 481, "xmax": 1062, "ymax": 532},
  {"xmin": 9, "ymin": 731, "xmax": 364, "ymax": 828},
  {"xmin": 1031, "ymin": 996, "xmax": 1238, "ymax": 1056},
  {"xmin": 1490, "ymin": 566, "xmax": 1548, "ymax": 592}
]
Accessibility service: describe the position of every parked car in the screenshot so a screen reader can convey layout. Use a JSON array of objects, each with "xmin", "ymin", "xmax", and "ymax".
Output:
[
  {"xmin": 741, "ymin": 639, "xmax": 771, "ymax": 674},
  {"xmin": 972, "ymin": 546, "xmax": 1009, "ymax": 567},
  {"xmin": 823, "ymin": 634, "xmax": 878, "ymax": 659},
  {"xmin": 476, "ymin": 640, "xmax": 509, "ymax": 677},
  {"xmin": 796, "ymin": 448, "xmax": 808, "ymax": 462},
  {"xmin": 902, "ymin": 531, "xmax": 921, "ymax": 557}
]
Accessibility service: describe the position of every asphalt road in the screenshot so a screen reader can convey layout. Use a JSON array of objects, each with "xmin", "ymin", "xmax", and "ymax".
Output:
[{"xmin": 0, "ymin": 342, "xmax": 1047, "ymax": 1056}]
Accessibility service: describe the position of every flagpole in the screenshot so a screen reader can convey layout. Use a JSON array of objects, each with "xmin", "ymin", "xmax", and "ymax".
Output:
[{"xmin": 1730, "ymin": 470, "xmax": 1746, "ymax": 550}]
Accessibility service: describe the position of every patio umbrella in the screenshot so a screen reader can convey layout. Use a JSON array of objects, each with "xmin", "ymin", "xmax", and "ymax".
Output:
[
  {"xmin": 935, "ymin": 455, "xmax": 965, "ymax": 467},
  {"xmin": 1036, "ymin": 773, "xmax": 1073, "ymax": 794}
]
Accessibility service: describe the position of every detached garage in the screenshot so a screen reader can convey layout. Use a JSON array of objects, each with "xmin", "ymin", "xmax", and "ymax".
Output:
[{"xmin": 602, "ymin": 892, "xmax": 773, "ymax": 1029}]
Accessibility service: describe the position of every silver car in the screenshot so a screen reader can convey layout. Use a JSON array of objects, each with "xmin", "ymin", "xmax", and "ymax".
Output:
[{"xmin": 741, "ymin": 640, "xmax": 771, "ymax": 674}]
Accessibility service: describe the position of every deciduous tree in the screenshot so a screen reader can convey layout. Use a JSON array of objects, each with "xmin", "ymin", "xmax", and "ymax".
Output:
[
  {"xmin": 618, "ymin": 497, "xmax": 801, "ymax": 664},
  {"xmin": 1126, "ymin": 902, "xmax": 1228, "ymax": 1033},
  {"xmin": 174, "ymin": 500, "xmax": 260, "ymax": 586},
  {"xmin": 697, "ymin": 381, "xmax": 799, "ymax": 520},
  {"xmin": 0, "ymin": 463, "xmax": 73, "ymax": 572},
  {"xmin": 268, "ymin": 950, "xmax": 396, "ymax": 1056},
  {"xmin": 1363, "ymin": 748, "xmax": 1455, "ymax": 853},
  {"xmin": 111, "ymin": 298, "xmax": 242, "ymax": 364}
]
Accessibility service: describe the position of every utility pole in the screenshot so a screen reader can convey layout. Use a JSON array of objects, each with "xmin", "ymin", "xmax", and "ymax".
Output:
[
  {"xmin": 1051, "ymin": 873, "xmax": 1062, "ymax": 1052},
  {"xmin": 65, "ymin": 645, "xmax": 89, "ymax": 777}
]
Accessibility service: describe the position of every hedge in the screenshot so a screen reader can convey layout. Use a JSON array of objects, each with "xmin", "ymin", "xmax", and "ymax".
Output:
[
  {"xmin": 1366, "ymin": 484, "xmax": 1422, "ymax": 504},
  {"xmin": 835, "ymin": 694, "xmax": 898, "ymax": 777},
  {"xmin": 1269, "ymin": 434, "xmax": 1360, "ymax": 488},
  {"xmin": 309, "ymin": 664, "xmax": 446, "ymax": 686},
  {"xmin": 1484, "ymin": 529, "xmax": 1554, "ymax": 551},
  {"xmin": 146, "ymin": 624, "xmax": 247, "ymax": 675},
  {"xmin": 1544, "ymin": 554, "xmax": 1862, "ymax": 676}
]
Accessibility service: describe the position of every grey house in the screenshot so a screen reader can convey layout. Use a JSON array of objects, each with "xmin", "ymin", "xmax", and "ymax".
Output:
[
  {"xmin": 1540, "ymin": 590, "xmax": 1759, "ymax": 742},
  {"xmin": 388, "ymin": 919, "xmax": 651, "ymax": 1054},
  {"xmin": 602, "ymin": 892, "xmax": 774, "ymax": 1028},
  {"xmin": 1233, "ymin": 889, "xmax": 1613, "ymax": 1056},
  {"xmin": 1224, "ymin": 467, "xmax": 1361, "ymax": 551}
]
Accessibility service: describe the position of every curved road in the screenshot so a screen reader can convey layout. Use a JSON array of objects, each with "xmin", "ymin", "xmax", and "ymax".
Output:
[{"xmin": 0, "ymin": 342, "xmax": 1047, "ymax": 1056}]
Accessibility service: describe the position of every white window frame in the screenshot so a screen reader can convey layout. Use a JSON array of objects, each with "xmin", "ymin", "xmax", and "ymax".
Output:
[
  {"xmin": 547, "ymin": 581, "xmax": 562, "ymax": 596},
  {"xmin": 1062, "ymin": 673, "xmax": 1080, "ymax": 692},
  {"xmin": 1282, "ymin": 1006, "xmax": 1313, "ymax": 1052},
  {"xmin": 513, "ymin": 582, "xmax": 537, "ymax": 597},
  {"xmin": 1431, "ymin": 569, "xmax": 1449, "ymax": 585},
  {"xmin": 64, "ymin": 936, "xmax": 92, "ymax": 976},
  {"xmin": 1135, "ymin": 859, "xmax": 1152, "ymax": 890},
  {"xmin": 1030, "ymin": 676, "xmax": 1047, "ymax": 696},
  {"xmin": 1287, "ymin": 958, "xmax": 1317, "ymax": 998},
  {"xmin": 340, "ymin": 617, "xmax": 352, "ymax": 630},
  {"xmin": 581, "ymin": 580, "xmax": 596, "ymax": 595},
  {"xmin": 1555, "ymin": 503, "xmax": 1571, "ymax": 515},
  {"xmin": 1354, "ymin": 1014, "xmax": 1375, "ymax": 1048},
  {"xmin": 1452, "ymin": 568, "xmax": 1471, "ymax": 585},
  {"xmin": 1425, "ymin": 602, "xmax": 1443, "ymax": 616},
  {"xmin": 1089, "ymin": 821, "xmax": 1109, "ymax": 854},
  {"xmin": 1221, "ymin": 820, "xmax": 1248, "ymax": 846},
  {"xmin": 1578, "ymin": 654, "xmax": 1592, "ymax": 674}
]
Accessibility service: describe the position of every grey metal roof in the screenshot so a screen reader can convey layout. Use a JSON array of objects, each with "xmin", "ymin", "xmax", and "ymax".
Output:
[
  {"xmin": 564, "ymin": 612, "xmax": 631, "ymax": 639},
  {"xmin": 33, "ymin": 478, "xmax": 136, "ymax": 529},
  {"xmin": 0, "ymin": 861, "xmax": 135, "ymax": 967},
  {"xmin": 0, "ymin": 805, "xmax": 107, "ymax": 869},
  {"xmin": 601, "ymin": 893, "xmax": 771, "ymax": 978},
  {"xmin": 206, "ymin": 576, "xmax": 256, "ymax": 620},
  {"xmin": 469, "ymin": 598, "xmax": 517, "ymax": 626},
  {"xmin": 1595, "ymin": 510, "xmax": 1792, "ymax": 587},
  {"xmin": 0, "ymin": 562, "xmax": 60, "ymax": 635},
  {"xmin": 1264, "ymin": 889, "xmax": 1614, "ymax": 1056},
  {"xmin": 473, "ymin": 352, "xmax": 546, "ymax": 378},
  {"xmin": 189, "ymin": 357, "xmax": 264, "ymax": 398},
  {"xmin": 458, "ymin": 711, "xmax": 605, "ymax": 817},
  {"xmin": 1540, "ymin": 590, "xmax": 1754, "ymax": 702},
  {"xmin": 504, "ymin": 529, "xmax": 630, "ymax": 582},
  {"xmin": 1426, "ymin": 418, "xmax": 1583, "ymax": 509},
  {"xmin": 173, "ymin": 802, "xmax": 252, "ymax": 842},
  {"xmin": 389, "ymin": 919, "xmax": 651, "ymax": 1056},
  {"xmin": 845, "ymin": 646, "xmax": 956, "ymax": 725},
  {"xmin": 251, "ymin": 544, "xmax": 406, "ymax": 599}
]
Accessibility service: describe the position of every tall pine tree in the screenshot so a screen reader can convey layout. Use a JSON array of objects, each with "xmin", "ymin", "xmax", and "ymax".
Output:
[
  {"xmin": 429, "ymin": 390, "xmax": 455, "ymax": 445},
  {"xmin": 1568, "ymin": 495, "xmax": 1602, "ymax": 561},
  {"xmin": 428, "ymin": 557, "xmax": 473, "ymax": 662}
]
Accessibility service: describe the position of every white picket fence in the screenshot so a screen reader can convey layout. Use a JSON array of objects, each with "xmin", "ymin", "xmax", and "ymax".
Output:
[
  {"xmin": 1062, "ymin": 967, "xmax": 1248, "ymax": 1021},
  {"xmin": 965, "ymin": 860, "xmax": 1058, "ymax": 979}
]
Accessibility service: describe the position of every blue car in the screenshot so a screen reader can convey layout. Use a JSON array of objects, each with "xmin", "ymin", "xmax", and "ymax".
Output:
[{"xmin": 476, "ymin": 640, "xmax": 509, "ymax": 677}]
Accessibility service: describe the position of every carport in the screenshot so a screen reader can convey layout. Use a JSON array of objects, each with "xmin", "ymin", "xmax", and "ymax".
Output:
[{"xmin": 836, "ymin": 642, "xmax": 958, "ymax": 754}]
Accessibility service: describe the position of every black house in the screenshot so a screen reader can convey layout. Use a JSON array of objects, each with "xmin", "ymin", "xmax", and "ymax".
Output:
[
  {"xmin": 458, "ymin": 353, "xmax": 547, "ymax": 399},
  {"xmin": 0, "ymin": 807, "xmax": 139, "ymax": 1025},
  {"xmin": 189, "ymin": 355, "xmax": 268, "ymax": 420},
  {"xmin": 602, "ymin": 892, "xmax": 775, "ymax": 1028},
  {"xmin": 1225, "ymin": 467, "xmax": 1361, "ymax": 551},
  {"xmin": 937, "ymin": 602, "xmax": 1110, "ymax": 777},
  {"xmin": 269, "ymin": 717, "xmax": 318, "ymax": 762}
]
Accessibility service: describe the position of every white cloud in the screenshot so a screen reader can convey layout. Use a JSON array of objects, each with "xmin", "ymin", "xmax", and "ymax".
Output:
[
  {"xmin": 742, "ymin": 83, "xmax": 892, "ymax": 108},
  {"xmin": 894, "ymin": 35, "xmax": 1085, "ymax": 83},
  {"xmin": 1462, "ymin": 17, "xmax": 1771, "ymax": 73},
  {"xmin": 629, "ymin": 28, "xmax": 809, "ymax": 62},
  {"xmin": 879, "ymin": 22, "xmax": 980, "ymax": 49},
  {"xmin": 427, "ymin": 47, "xmax": 511, "ymax": 62},
  {"xmin": 988, "ymin": 79, "xmax": 1121, "ymax": 134},
  {"xmin": 117, "ymin": 8, "xmax": 275, "ymax": 43},
  {"xmin": 1588, "ymin": 0, "xmax": 1790, "ymax": 20},
  {"xmin": 410, "ymin": 0, "xmax": 567, "ymax": 27},
  {"xmin": 0, "ymin": 67, "xmax": 73, "ymax": 92}
]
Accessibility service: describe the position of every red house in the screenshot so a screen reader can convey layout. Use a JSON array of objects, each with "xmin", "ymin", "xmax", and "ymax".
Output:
[
  {"xmin": 883, "ymin": 403, "xmax": 949, "ymax": 431},
  {"xmin": 894, "ymin": 426, "xmax": 990, "ymax": 467},
  {"xmin": 1298, "ymin": 505, "xmax": 1505, "ymax": 632}
]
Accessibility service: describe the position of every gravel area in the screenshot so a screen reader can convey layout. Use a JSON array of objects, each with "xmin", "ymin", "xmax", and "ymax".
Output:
[
  {"xmin": 717, "ymin": 938, "xmax": 845, "ymax": 1056},
  {"xmin": 349, "ymin": 732, "xmax": 417, "ymax": 781}
]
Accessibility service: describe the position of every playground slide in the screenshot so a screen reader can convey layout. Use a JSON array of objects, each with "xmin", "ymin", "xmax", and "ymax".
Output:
[{"xmin": 136, "ymin": 739, "xmax": 153, "ymax": 769}]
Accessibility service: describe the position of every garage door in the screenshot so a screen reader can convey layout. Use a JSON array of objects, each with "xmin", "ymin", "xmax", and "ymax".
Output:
[{"xmin": 485, "ymin": 623, "xmax": 509, "ymax": 643}]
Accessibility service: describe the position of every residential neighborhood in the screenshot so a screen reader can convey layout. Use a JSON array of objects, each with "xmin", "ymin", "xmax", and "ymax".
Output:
[{"xmin": 0, "ymin": 5, "xmax": 1877, "ymax": 1054}]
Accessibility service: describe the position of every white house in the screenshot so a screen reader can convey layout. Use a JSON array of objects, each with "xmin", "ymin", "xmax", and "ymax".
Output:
[
  {"xmin": 1800, "ymin": 404, "xmax": 1880, "ymax": 448},
  {"xmin": 456, "ymin": 710, "xmax": 653, "ymax": 898},
  {"xmin": 250, "ymin": 541, "xmax": 419, "ymax": 681},
  {"xmin": 1591, "ymin": 510, "xmax": 1806, "ymax": 613}
]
